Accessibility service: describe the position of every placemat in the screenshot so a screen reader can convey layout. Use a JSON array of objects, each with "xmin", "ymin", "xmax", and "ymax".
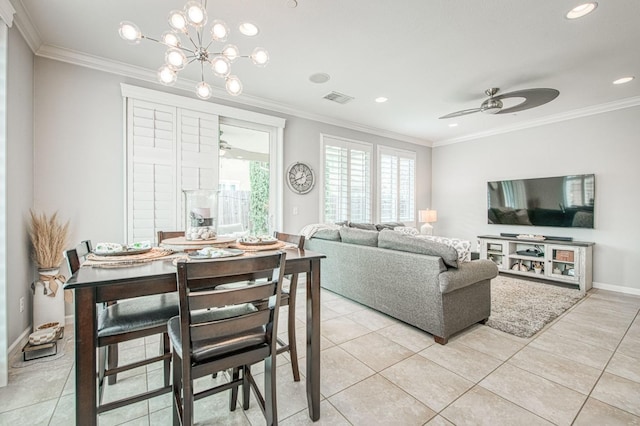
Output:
[{"xmin": 84, "ymin": 247, "xmax": 178, "ymax": 267}]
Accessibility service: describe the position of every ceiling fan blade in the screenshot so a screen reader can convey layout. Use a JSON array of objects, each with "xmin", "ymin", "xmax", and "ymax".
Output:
[
  {"xmin": 494, "ymin": 88, "xmax": 559, "ymax": 114},
  {"xmin": 439, "ymin": 108, "xmax": 482, "ymax": 119}
]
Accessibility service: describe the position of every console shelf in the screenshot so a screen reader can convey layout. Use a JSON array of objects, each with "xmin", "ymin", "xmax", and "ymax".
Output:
[{"xmin": 478, "ymin": 235, "xmax": 594, "ymax": 293}]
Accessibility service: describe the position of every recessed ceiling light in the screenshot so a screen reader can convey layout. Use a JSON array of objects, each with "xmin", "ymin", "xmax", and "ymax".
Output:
[
  {"xmin": 238, "ymin": 22, "xmax": 259, "ymax": 36},
  {"xmin": 309, "ymin": 73, "xmax": 330, "ymax": 84},
  {"xmin": 448, "ymin": 123, "xmax": 458, "ymax": 128},
  {"xmin": 566, "ymin": 2, "xmax": 598, "ymax": 19},
  {"xmin": 375, "ymin": 97, "xmax": 388, "ymax": 103},
  {"xmin": 613, "ymin": 76, "xmax": 635, "ymax": 85}
]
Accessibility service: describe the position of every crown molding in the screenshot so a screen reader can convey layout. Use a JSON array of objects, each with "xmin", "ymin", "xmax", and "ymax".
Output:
[
  {"xmin": 0, "ymin": 0, "xmax": 15, "ymax": 27},
  {"xmin": 8, "ymin": 0, "xmax": 39, "ymax": 51},
  {"xmin": 34, "ymin": 44, "xmax": 432, "ymax": 148},
  {"xmin": 433, "ymin": 95, "xmax": 640, "ymax": 147}
]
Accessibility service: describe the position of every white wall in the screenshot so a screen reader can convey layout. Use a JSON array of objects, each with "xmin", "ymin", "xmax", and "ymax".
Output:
[
  {"xmin": 6, "ymin": 25, "xmax": 33, "ymax": 345},
  {"xmin": 432, "ymin": 107, "xmax": 640, "ymax": 292}
]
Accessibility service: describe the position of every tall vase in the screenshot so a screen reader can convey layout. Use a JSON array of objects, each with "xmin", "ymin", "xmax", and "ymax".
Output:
[{"xmin": 32, "ymin": 268, "xmax": 66, "ymax": 330}]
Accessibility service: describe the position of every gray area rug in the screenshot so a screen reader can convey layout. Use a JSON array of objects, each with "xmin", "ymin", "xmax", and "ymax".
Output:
[{"xmin": 486, "ymin": 275, "xmax": 585, "ymax": 338}]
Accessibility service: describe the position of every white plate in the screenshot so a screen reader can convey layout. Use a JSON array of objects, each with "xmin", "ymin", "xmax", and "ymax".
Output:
[{"xmin": 188, "ymin": 248, "xmax": 244, "ymax": 260}]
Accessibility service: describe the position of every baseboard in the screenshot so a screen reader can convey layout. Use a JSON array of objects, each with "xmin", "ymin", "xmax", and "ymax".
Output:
[
  {"xmin": 7, "ymin": 326, "xmax": 31, "ymax": 366},
  {"xmin": 593, "ymin": 281, "xmax": 640, "ymax": 296}
]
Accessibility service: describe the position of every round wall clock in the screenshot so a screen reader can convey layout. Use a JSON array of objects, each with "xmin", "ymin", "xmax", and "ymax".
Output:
[{"xmin": 286, "ymin": 162, "xmax": 315, "ymax": 194}]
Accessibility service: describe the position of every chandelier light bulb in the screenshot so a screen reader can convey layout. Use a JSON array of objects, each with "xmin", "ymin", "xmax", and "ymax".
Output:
[
  {"xmin": 165, "ymin": 48, "xmax": 187, "ymax": 70},
  {"xmin": 251, "ymin": 47, "xmax": 269, "ymax": 67},
  {"xmin": 238, "ymin": 22, "xmax": 259, "ymax": 37},
  {"xmin": 196, "ymin": 81, "xmax": 212, "ymax": 99},
  {"xmin": 211, "ymin": 20, "xmax": 229, "ymax": 41},
  {"xmin": 158, "ymin": 65, "xmax": 177, "ymax": 85},
  {"xmin": 161, "ymin": 31, "xmax": 180, "ymax": 47},
  {"xmin": 168, "ymin": 10, "xmax": 188, "ymax": 32},
  {"xmin": 226, "ymin": 76, "xmax": 243, "ymax": 96},
  {"xmin": 184, "ymin": 1, "xmax": 207, "ymax": 27},
  {"xmin": 222, "ymin": 44, "xmax": 240, "ymax": 62},
  {"xmin": 211, "ymin": 56, "xmax": 231, "ymax": 77},
  {"xmin": 118, "ymin": 21, "xmax": 142, "ymax": 44}
]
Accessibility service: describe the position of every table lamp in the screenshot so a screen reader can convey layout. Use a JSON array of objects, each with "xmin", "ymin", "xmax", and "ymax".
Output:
[{"xmin": 419, "ymin": 209, "xmax": 438, "ymax": 235}]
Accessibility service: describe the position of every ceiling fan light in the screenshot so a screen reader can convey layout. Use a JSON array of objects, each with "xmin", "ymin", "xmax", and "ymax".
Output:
[
  {"xmin": 161, "ymin": 31, "xmax": 180, "ymax": 47},
  {"xmin": 238, "ymin": 22, "xmax": 259, "ymax": 37},
  {"xmin": 222, "ymin": 44, "xmax": 240, "ymax": 62},
  {"xmin": 250, "ymin": 47, "xmax": 269, "ymax": 67},
  {"xmin": 157, "ymin": 65, "xmax": 177, "ymax": 85},
  {"xmin": 566, "ymin": 2, "xmax": 598, "ymax": 19},
  {"xmin": 184, "ymin": 1, "xmax": 207, "ymax": 27},
  {"xmin": 118, "ymin": 21, "xmax": 142, "ymax": 44},
  {"xmin": 481, "ymin": 98, "xmax": 503, "ymax": 114},
  {"xmin": 165, "ymin": 48, "xmax": 187, "ymax": 70},
  {"xmin": 168, "ymin": 10, "xmax": 188, "ymax": 32},
  {"xmin": 211, "ymin": 20, "xmax": 229, "ymax": 41},
  {"xmin": 196, "ymin": 81, "xmax": 212, "ymax": 99},
  {"xmin": 226, "ymin": 76, "xmax": 243, "ymax": 96},
  {"xmin": 211, "ymin": 56, "xmax": 231, "ymax": 77}
]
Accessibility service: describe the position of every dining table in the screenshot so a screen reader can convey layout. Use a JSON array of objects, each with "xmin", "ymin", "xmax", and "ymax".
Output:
[{"xmin": 64, "ymin": 245, "xmax": 325, "ymax": 425}]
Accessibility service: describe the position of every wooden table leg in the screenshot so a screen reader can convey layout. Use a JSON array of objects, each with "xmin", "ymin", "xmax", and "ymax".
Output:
[
  {"xmin": 74, "ymin": 287, "xmax": 98, "ymax": 426},
  {"xmin": 306, "ymin": 259, "xmax": 321, "ymax": 421}
]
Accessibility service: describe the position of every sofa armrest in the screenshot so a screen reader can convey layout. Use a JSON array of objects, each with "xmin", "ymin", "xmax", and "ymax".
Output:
[{"xmin": 437, "ymin": 260, "xmax": 498, "ymax": 294}]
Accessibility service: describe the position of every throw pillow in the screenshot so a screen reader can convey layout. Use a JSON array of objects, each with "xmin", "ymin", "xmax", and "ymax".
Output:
[
  {"xmin": 312, "ymin": 228, "xmax": 341, "ymax": 241},
  {"xmin": 348, "ymin": 222, "xmax": 378, "ymax": 231},
  {"xmin": 339, "ymin": 227, "xmax": 379, "ymax": 246},
  {"xmin": 378, "ymin": 229, "xmax": 458, "ymax": 268},
  {"xmin": 393, "ymin": 226, "xmax": 419, "ymax": 236},
  {"xmin": 375, "ymin": 222, "xmax": 405, "ymax": 231},
  {"xmin": 417, "ymin": 235, "xmax": 471, "ymax": 262}
]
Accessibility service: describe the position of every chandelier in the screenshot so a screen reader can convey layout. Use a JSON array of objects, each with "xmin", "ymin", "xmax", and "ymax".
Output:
[{"xmin": 118, "ymin": 0, "xmax": 269, "ymax": 98}]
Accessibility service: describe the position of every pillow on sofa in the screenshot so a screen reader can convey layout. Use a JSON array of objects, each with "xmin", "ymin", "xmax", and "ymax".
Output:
[
  {"xmin": 348, "ymin": 222, "xmax": 378, "ymax": 231},
  {"xmin": 339, "ymin": 227, "xmax": 379, "ymax": 246},
  {"xmin": 378, "ymin": 229, "xmax": 458, "ymax": 268},
  {"xmin": 375, "ymin": 222, "xmax": 405, "ymax": 231},
  {"xmin": 417, "ymin": 235, "xmax": 471, "ymax": 262},
  {"xmin": 393, "ymin": 226, "xmax": 419, "ymax": 236}
]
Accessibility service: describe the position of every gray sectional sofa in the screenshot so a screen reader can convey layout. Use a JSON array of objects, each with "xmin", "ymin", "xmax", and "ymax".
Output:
[{"xmin": 304, "ymin": 226, "xmax": 499, "ymax": 344}]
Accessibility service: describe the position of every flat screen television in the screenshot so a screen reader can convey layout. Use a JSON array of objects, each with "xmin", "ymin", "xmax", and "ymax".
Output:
[{"xmin": 487, "ymin": 174, "xmax": 595, "ymax": 228}]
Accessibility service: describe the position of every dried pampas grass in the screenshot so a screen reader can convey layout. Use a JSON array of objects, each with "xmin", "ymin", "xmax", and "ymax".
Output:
[{"xmin": 29, "ymin": 210, "xmax": 69, "ymax": 269}]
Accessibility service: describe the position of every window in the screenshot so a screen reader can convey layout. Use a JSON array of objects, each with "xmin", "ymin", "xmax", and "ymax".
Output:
[
  {"xmin": 122, "ymin": 85, "xmax": 285, "ymax": 243},
  {"xmin": 321, "ymin": 135, "xmax": 372, "ymax": 223},
  {"xmin": 378, "ymin": 146, "xmax": 416, "ymax": 223}
]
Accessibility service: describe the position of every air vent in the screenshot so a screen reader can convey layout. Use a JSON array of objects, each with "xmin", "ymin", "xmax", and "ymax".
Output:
[{"xmin": 323, "ymin": 91, "xmax": 355, "ymax": 104}]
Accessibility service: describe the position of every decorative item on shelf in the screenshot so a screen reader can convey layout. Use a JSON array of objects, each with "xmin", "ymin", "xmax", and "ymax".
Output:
[
  {"xmin": 118, "ymin": 0, "xmax": 269, "ymax": 98},
  {"xmin": 418, "ymin": 209, "xmax": 438, "ymax": 235},
  {"xmin": 184, "ymin": 189, "xmax": 219, "ymax": 240},
  {"xmin": 532, "ymin": 261, "xmax": 544, "ymax": 274},
  {"xmin": 28, "ymin": 211, "xmax": 69, "ymax": 334}
]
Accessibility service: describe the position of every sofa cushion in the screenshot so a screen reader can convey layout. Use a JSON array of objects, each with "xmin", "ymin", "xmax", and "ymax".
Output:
[
  {"xmin": 313, "ymin": 228, "xmax": 341, "ymax": 241},
  {"xmin": 339, "ymin": 227, "xmax": 379, "ymax": 246},
  {"xmin": 348, "ymin": 222, "xmax": 378, "ymax": 231},
  {"xmin": 417, "ymin": 235, "xmax": 471, "ymax": 262},
  {"xmin": 378, "ymin": 229, "xmax": 458, "ymax": 268},
  {"xmin": 393, "ymin": 226, "xmax": 419, "ymax": 236}
]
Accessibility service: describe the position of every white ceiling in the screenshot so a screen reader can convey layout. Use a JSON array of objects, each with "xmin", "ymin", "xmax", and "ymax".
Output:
[{"xmin": 10, "ymin": 0, "xmax": 640, "ymax": 146}]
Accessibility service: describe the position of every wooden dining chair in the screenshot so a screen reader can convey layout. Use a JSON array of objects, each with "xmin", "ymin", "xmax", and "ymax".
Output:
[
  {"xmin": 273, "ymin": 231, "xmax": 305, "ymax": 382},
  {"xmin": 169, "ymin": 252, "xmax": 287, "ymax": 426},
  {"xmin": 64, "ymin": 242, "xmax": 180, "ymax": 412},
  {"xmin": 157, "ymin": 230, "xmax": 185, "ymax": 245}
]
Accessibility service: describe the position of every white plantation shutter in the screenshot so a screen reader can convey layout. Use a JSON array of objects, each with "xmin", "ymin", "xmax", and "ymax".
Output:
[
  {"xmin": 126, "ymin": 100, "xmax": 219, "ymax": 243},
  {"xmin": 378, "ymin": 146, "xmax": 415, "ymax": 223},
  {"xmin": 321, "ymin": 136, "xmax": 371, "ymax": 223}
]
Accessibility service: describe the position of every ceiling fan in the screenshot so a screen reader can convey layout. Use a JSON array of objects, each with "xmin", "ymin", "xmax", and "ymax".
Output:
[{"xmin": 439, "ymin": 87, "xmax": 559, "ymax": 119}]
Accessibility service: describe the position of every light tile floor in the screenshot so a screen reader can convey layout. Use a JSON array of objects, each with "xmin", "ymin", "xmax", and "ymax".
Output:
[{"xmin": 1, "ymin": 286, "xmax": 639, "ymax": 425}]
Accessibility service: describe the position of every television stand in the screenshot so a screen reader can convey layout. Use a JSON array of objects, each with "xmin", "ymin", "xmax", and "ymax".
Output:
[{"xmin": 478, "ymin": 235, "xmax": 594, "ymax": 293}]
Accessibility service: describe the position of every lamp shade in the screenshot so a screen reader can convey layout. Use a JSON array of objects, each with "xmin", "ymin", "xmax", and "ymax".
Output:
[{"xmin": 418, "ymin": 209, "xmax": 438, "ymax": 223}]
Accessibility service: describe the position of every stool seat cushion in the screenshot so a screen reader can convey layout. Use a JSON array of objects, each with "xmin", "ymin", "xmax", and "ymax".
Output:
[
  {"xmin": 98, "ymin": 293, "xmax": 179, "ymax": 338},
  {"xmin": 168, "ymin": 304, "xmax": 266, "ymax": 362}
]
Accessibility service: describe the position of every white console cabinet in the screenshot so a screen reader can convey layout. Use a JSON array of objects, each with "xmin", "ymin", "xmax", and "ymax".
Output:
[{"xmin": 478, "ymin": 235, "xmax": 594, "ymax": 293}]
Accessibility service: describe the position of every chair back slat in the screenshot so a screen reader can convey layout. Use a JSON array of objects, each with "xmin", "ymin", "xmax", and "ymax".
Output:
[
  {"xmin": 188, "ymin": 282, "xmax": 277, "ymax": 311},
  {"xmin": 274, "ymin": 232, "xmax": 305, "ymax": 249},
  {"xmin": 190, "ymin": 310, "xmax": 271, "ymax": 342},
  {"xmin": 65, "ymin": 240, "xmax": 93, "ymax": 275},
  {"xmin": 157, "ymin": 231, "xmax": 184, "ymax": 245},
  {"xmin": 176, "ymin": 252, "xmax": 286, "ymax": 360}
]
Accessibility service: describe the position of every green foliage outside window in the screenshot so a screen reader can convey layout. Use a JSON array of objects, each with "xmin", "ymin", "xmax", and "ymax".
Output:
[{"xmin": 249, "ymin": 161, "xmax": 270, "ymax": 235}]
